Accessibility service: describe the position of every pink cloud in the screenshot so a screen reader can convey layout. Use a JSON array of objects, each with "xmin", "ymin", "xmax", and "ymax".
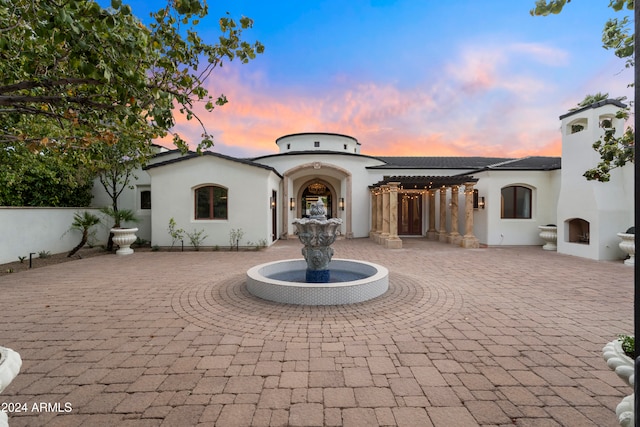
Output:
[{"xmin": 157, "ymin": 42, "xmax": 603, "ymax": 159}]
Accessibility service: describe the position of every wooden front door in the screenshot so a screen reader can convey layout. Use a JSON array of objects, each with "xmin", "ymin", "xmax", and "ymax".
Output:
[{"xmin": 398, "ymin": 193, "xmax": 422, "ymax": 235}]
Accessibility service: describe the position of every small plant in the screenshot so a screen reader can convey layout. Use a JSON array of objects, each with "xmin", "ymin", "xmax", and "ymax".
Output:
[
  {"xmin": 134, "ymin": 237, "xmax": 149, "ymax": 247},
  {"xmin": 100, "ymin": 207, "xmax": 139, "ymax": 251},
  {"xmin": 229, "ymin": 228, "xmax": 244, "ymax": 251},
  {"xmin": 247, "ymin": 239, "xmax": 268, "ymax": 251},
  {"xmin": 186, "ymin": 229, "xmax": 207, "ymax": 251},
  {"xmin": 38, "ymin": 250, "xmax": 51, "ymax": 259},
  {"xmin": 619, "ymin": 334, "xmax": 635, "ymax": 358},
  {"xmin": 18, "ymin": 256, "xmax": 26, "ymax": 263},
  {"xmin": 5, "ymin": 268, "xmax": 14, "ymax": 273},
  {"xmin": 66, "ymin": 211, "xmax": 101, "ymax": 257},
  {"xmin": 151, "ymin": 245, "xmax": 160, "ymax": 252},
  {"xmin": 213, "ymin": 245, "xmax": 220, "ymax": 251},
  {"xmin": 168, "ymin": 218, "xmax": 185, "ymax": 251},
  {"xmin": 99, "ymin": 207, "xmax": 139, "ymax": 229}
]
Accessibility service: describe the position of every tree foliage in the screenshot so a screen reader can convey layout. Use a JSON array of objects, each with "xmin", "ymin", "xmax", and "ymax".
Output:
[
  {"xmin": 89, "ymin": 138, "xmax": 155, "ymax": 211},
  {"xmin": 531, "ymin": 0, "xmax": 635, "ymax": 182},
  {"xmin": 0, "ymin": 0, "xmax": 264, "ymax": 153},
  {"xmin": 0, "ymin": 145, "xmax": 94, "ymax": 206}
]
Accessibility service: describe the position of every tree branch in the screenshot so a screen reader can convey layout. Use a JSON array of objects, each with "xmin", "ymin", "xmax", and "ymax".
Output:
[{"xmin": 0, "ymin": 78, "xmax": 104, "ymax": 94}]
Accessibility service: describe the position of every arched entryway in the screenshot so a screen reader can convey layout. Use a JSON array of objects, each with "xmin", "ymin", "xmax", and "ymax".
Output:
[
  {"xmin": 300, "ymin": 180, "xmax": 334, "ymax": 218},
  {"xmin": 283, "ymin": 162, "xmax": 353, "ymax": 239}
]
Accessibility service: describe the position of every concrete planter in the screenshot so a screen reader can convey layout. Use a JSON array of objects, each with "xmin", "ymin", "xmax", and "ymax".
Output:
[
  {"xmin": 111, "ymin": 228, "xmax": 138, "ymax": 256},
  {"xmin": 602, "ymin": 338, "xmax": 634, "ymax": 427},
  {"xmin": 0, "ymin": 346, "xmax": 22, "ymax": 427},
  {"xmin": 617, "ymin": 233, "xmax": 635, "ymax": 265},
  {"xmin": 538, "ymin": 225, "xmax": 557, "ymax": 251}
]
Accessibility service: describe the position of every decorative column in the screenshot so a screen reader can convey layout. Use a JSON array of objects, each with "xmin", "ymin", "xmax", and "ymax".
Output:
[
  {"xmin": 437, "ymin": 187, "xmax": 448, "ymax": 242},
  {"xmin": 345, "ymin": 175, "xmax": 353, "ymax": 238},
  {"xmin": 427, "ymin": 190, "xmax": 437, "ymax": 240},
  {"xmin": 375, "ymin": 190, "xmax": 383, "ymax": 243},
  {"xmin": 461, "ymin": 182, "xmax": 480, "ymax": 248},
  {"xmin": 380, "ymin": 185, "xmax": 390, "ymax": 244},
  {"xmin": 386, "ymin": 182, "xmax": 403, "ymax": 248},
  {"xmin": 447, "ymin": 185, "xmax": 461, "ymax": 245},
  {"xmin": 370, "ymin": 189, "xmax": 378, "ymax": 239},
  {"xmin": 283, "ymin": 175, "xmax": 292, "ymax": 239}
]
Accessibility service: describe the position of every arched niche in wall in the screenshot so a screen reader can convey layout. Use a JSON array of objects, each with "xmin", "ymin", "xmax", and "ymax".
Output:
[
  {"xmin": 565, "ymin": 218, "xmax": 590, "ymax": 244},
  {"xmin": 566, "ymin": 118, "xmax": 588, "ymax": 135},
  {"xmin": 598, "ymin": 114, "xmax": 615, "ymax": 129}
]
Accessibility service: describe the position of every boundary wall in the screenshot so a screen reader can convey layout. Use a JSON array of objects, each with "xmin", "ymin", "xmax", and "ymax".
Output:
[{"xmin": 0, "ymin": 208, "xmax": 110, "ymax": 265}]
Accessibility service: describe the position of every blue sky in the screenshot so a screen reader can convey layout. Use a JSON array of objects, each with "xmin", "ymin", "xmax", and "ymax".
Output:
[{"xmin": 115, "ymin": 0, "xmax": 633, "ymax": 158}]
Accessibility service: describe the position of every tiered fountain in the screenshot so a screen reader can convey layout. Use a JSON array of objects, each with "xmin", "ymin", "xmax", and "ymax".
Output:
[{"xmin": 247, "ymin": 200, "xmax": 388, "ymax": 305}]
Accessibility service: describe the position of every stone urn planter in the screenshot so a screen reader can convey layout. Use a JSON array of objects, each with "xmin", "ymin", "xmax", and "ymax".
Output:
[
  {"xmin": 602, "ymin": 338, "xmax": 634, "ymax": 427},
  {"xmin": 0, "ymin": 346, "xmax": 22, "ymax": 427},
  {"xmin": 110, "ymin": 227, "xmax": 138, "ymax": 256},
  {"xmin": 617, "ymin": 227, "xmax": 635, "ymax": 266},
  {"xmin": 538, "ymin": 225, "xmax": 557, "ymax": 251}
]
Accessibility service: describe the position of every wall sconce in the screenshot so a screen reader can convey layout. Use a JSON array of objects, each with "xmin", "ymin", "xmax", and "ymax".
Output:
[
  {"xmin": 289, "ymin": 198, "xmax": 296, "ymax": 211},
  {"xmin": 339, "ymin": 198, "xmax": 345, "ymax": 211},
  {"xmin": 270, "ymin": 197, "xmax": 276, "ymax": 208},
  {"xmin": 478, "ymin": 197, "xmax": 485, "ymax": 210}
]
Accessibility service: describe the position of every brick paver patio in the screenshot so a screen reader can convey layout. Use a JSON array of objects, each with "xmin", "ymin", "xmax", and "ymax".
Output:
[{"xmin": 0, "ymin": 238, "xmax": 634, "ymax": 426}]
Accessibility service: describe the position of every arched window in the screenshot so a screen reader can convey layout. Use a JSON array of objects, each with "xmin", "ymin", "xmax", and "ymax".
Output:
[
  {"xmin": 501, "ymin": 186, "xmax": 531, "ymax": 219},
  {"xmin": 195, "ymin": 185, "xmax": 227, "ymax": 219}
]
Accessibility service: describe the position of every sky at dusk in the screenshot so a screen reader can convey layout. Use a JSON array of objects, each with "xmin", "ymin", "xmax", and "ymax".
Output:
[{"xmin": 116, "ymin": 0, "xmax": 633, "ymax": 158}]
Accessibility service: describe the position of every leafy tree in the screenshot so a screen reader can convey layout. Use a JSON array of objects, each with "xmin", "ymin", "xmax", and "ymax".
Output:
[
  {"xmin": 0, "ymin": 144, "xmax": 94, "ymax": 206},
  {"xmin": 531, "ymin": 0, "xmax": 635, "ymax": 182},
  {"xmin": 89, "ymin": 137, "xmax": 155, "ymax": 211},
  {"xmin": 0, "ymin": 0, "xmax": 264, "ymax": 153}
]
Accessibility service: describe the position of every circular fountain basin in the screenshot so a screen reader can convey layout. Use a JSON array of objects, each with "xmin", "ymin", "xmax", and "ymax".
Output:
[{"xmin": 247, "ymin": 259, "xmax": 389, "ymax": 305}]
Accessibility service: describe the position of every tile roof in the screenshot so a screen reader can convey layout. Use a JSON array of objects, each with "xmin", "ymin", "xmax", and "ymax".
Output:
[
  {"xmin": 370, "ymin": 175, "xmax": 478, "ymax": 189},
  {"xmin": 370, "ymin": 156, "xmax": 561, "ymax": 171},
  {"xmin": 483, "ymin": 156, "xmax": 561, "ymax": 170},
  {"xmin": 144, "ymin": 151, "xmax": 282, "ymax": 177},
  {"xmin": 559, "ymin": 98, "xmax": 627, "ymax": 120},
  {"xmin": 369, "ymin": 157, "xmax": 514, "ymax": 169}
]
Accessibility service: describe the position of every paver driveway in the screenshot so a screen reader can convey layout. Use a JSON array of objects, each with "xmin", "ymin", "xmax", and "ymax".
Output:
[{"xmin": 0, "ymin": 238, "xmax": 634, "ymax": 426}]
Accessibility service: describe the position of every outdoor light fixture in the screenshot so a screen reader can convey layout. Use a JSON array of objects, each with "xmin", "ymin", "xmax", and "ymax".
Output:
[
  {"xmin": 339, "ymin": 198, "xmax": 345, "ymax": 211},
  {"xmin": 290, "ymin": 198, "xmax": 296, "ymax": 210},
  {"xmin": 270, "ymin": 197, "xmax": 276, "ymax": 208},
  {"xmin": 478, "ymin": 197, "xmax": 485, "ymax": 210}
]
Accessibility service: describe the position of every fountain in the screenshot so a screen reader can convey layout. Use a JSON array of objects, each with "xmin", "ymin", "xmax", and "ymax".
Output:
[{"xmin": 247, "ymin": 199, "xmax": 389, "ymax": 305}]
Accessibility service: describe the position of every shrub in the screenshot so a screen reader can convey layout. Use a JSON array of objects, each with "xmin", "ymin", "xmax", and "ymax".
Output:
[
  {"xmin": 168, "ymin": 218, "xmax": 185, "ymax": 250},
  {"xmin": 38, "ymin": 250, "xmax": 51, "ymax": 259},
  {"xmin": 186, "ymin": 229, "xmax": 207, "ymax": 251}
]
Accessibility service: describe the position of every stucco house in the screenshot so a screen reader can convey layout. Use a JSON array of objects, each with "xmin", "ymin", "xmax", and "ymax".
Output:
[{"xmin": 96, "ymin": 99, "xmax": 633, "ymax": 262}]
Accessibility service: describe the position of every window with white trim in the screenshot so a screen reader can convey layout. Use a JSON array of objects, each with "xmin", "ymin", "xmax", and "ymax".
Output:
[
  {"xmin": 501, "ymin": 186, "xmax": 531, "ymax": 219},
  {"xmin": 195, "ymin": 185, "xmax": 228, "ymax": 219}
]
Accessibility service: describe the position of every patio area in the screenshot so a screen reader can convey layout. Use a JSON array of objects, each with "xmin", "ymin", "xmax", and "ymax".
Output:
[{"xmin": 0, "ymin": 238, "xmax": 634, "ymax": 426}]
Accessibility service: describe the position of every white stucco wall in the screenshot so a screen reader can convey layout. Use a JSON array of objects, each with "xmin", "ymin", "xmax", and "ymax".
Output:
[
  {"xmin": 147, "ymin": 155, "xmax": 280, "ymax": 248},
  {"xmin": 474, "ymin": 170, "xmax": 560, "ymax": 246},
  {"xmin": 556, "ymin": 102, "xmax": 632, "ymax": 260},
  {"xmin": 0, "ymin": 208, "xmax": 109, "ymax": 264},
  {"xmin": 276, "ymin": 133, "xmax": 361, "ymax": 154}
]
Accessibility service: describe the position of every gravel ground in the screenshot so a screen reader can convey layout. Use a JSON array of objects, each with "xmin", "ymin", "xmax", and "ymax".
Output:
[{"xmin": 0, "ymin": 247, "xmax": 111, "ymax": 277}]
